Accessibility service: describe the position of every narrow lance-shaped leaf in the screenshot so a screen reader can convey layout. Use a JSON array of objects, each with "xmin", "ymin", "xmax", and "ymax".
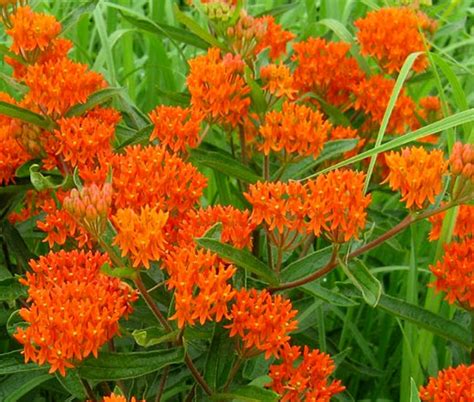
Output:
[{"xmin": 0, "ymin": 101, "xmax": 54, "ymax": 130}]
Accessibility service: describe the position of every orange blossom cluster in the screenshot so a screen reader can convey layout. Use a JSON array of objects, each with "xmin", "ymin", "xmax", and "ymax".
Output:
[{"xmin": 419, "ymin": 364, "xmax": 474, "ymax": 401}]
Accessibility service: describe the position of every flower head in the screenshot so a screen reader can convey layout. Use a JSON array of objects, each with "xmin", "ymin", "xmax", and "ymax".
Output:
[
  {"xmin": 355, "ymin": 7, "xmax": 436, "ymax": 73},
  {"xmin": 7, "ymin": 6, "xmax": 61, "ymax": 56},
  {"xmin": 187, "ymin": 48, "xmax": 250, "ymax": 127},
  {"xmin": 164, "ymin": 248, "xmax": 236, "ymax": 328},
  {"xmin": 101, "ymin": 395, "xmax": 141, "ymax": 402},
  {"xmin": 254, "ymin": 16, "xmax": 295, "ymax": 59},
  {"xmin": 419, "ymin": 364, "xmax": 474, "ymax": 401},
  {"xmin": 268, "ymin": 343, "xmax": 345, "ymax": 402},
  {"xmin": 0, "ymin": 125, "xmax": 30, "ymax": 185},
  {"xmin": 260, "ymin": 63, "xmax": 296, "ymax": 100},
  {"xmin": 112, "ymin": 206, "xmax": 169, "ymax": 269},
  {"xmin": 14, "ymin": 250, "xmax": 137, "ymax": 376},
  {"xmin": 149, "ymin": 105, "xmax": 203, "ymax": 153},
  {"xmin": 292, "ymin": 38, "xmax": 364, "ymax": 106},
  {"xmin": 449, "ymin": 141, "xmax": 473, "ymax": 183},
  {"xmin": 429, "ymin": 238, "xmax": 474, "ymax": 310},
  {"xmin": 384, "ymin": 147, "xmax": 447, "ymax": 209},
  {"xmin": 258, "ymin": 101, "xmax": 331, "ymax": 157},
  {"xmin": 429, "ymin": 205, "xmax": 474, "ymax": 241},
  {"xmin": 226, "ymin": 288, "xmax": 298, "ymax": 359}
]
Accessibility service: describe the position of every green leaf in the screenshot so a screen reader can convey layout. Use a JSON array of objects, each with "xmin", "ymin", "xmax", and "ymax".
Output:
[
  {"xmin": 132, "ymin": 327, "xmax": 179, "ymax": 348},
  {"xmin": 190, "ymin": 148, "xmax": 262, "ymax": 184},
  {"xmin": 55, "ymin": 370, "xmax": 86, "ymax": 400},
  {"xmin": 0, "ymin": 371, "xmax": 52, "ymax": 402},
  {"xmin": 78, "ymin": 348, "xmax": 185, "ymax": 380},
  {"xmin": 0, "ymin": 101, "xmax": 54, "ymax": 129},
  {"xmin": 196, "ymin": 238, "xmax": 278, "ymax": 285},
  {"xmin": 116, "ymin": 124, "xmax": 154, "ymax": 149},
  {"xmin": 276, "ymin": 139, "xmax": 358, "ymax": 181},
  {"xmin": 204, "ymin": 325, "xmax": 234, "ymax": 390},
  {"xmin": 100, "ymin": 262, "xmax": 137, "ymax": 280},
  {"xmin": 29, "ymin": 164, "xmax": 68, "ymax": 191},
  {"xmin": 281, "ymin": 246, "xmax": 333, "ymax": 282},
  {"xmin": 0, "ymin": 279, "xmax": 26, "ymax": 302},
  {"xmin": 65, "ymin": 87, "xmax": 124, "ymax": 117},
  {"xmin": 410, "ymin": 378, "xmax": 421, "ymax": 402},
  {"xmin": 212, "ymin": 386, "xmax": 278, "ymax": 401},
  {"xmin": 341, "ymin": 259, "xmax": 382, "ymax": 307},
  {"xmin": 60, "ymin": 0, "xmax": 98, "ymax": 34},
  {"xmin": 302, "ymin": 282, "xmax": 358, "ymax": 307},
  {"xmin": 0, "ymin": 351, "xmax": 44, "ymax": 375},
  {"xmin": 173, "ymin": 4, "xmax": 225, "ymax": 50},
  {"xmin": 245, "ymin": 67, "xmax": 267, "ymax": 114},
  {"xmin": 1, "ymin": 220, "xmax": 36, "ymax": 269}
]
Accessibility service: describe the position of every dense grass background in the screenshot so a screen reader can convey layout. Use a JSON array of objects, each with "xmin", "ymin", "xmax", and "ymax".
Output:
[{"xmin": 0, "ymin": 0, "xmax": 473, "ymax": 401}]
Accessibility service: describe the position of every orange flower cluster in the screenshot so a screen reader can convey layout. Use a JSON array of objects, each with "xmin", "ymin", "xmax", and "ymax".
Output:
[
  {"xmin": 429, "ymin": 205, "xmax": 474, "ymax": 241},
  {"xmin": 449, "ymin": 141, "xmax": 474, "ymax": 183},
  {"xmin": 100, "ymin": 395, "xmax": 141, "ymax": 402},
  {"xmin": 187, "ymin": 48, "xmax": 250, "ymax": 127},
  {"xmin": 384, "ymin": 147, "xmax": 447, "ymax": 209},
  {"xmin": 355, "ymin": 7, "xmax": 435, "ymax": 73},
  {"xmin": 254, "ymin": 16, "xmax": 295, "ymax": 60},
  {"xmin": 7, "ymin": 6, "xmax": 61, "ymax": 56},
  {"xmin": 176, "ymin": 205, "xmax": 255, "ymax": 250},
  {"xmin": 112, "ymin": 206, "xmax": 168, "ymax": 268},
  {"xmin": 149, "ymin": 105, "xmax": 203, "ymax": 153},
  {"xmin": 292, "ymin": 38, "xmax": 364, "ymax": 106},
  {"xmin": 226, "ymin": 10, "xmax": 266, "ymax": 59},
  {"xmin": 43, "ymin": 108, "xmax": 120, "ymax": 177},
  {"xmin": 245, "ymin": 170, "xmax": 371, "ymax": 242},
  {"xmin": 419, "ymin": 96, "xmax": 441, "ymax": 121},
  {"xmin": 24, "ymin": 57, "xmax": 105, "ymax": 117},
  {"xmin": 164, "ymin": 248, "xmax": 236, "ymax": 328},
  {"xmin": 258, "ymin": 101, "xmax": 331, "ymax": 157},
  {"xmin": 268, "ymin": 344, "xmax": 345, "ymax": 401},
  {"xmin": 63, "ymin": 183, "xmax": 113, "ymax": 237},
  {"xmin": 0, "ymin": 125, "xmax": 30, "ymax": 185},
  {"xmin": 111, "ymin": 145, "xmax": 207, "ymax": 213},
  {"xmin": 260, "ymin": 64, "xmax": 296, "ymax": 100},
  {"xmin": 353, "ymin": 75, "xmax": 417, "ymax": 134},
  {"xmin": 430, "ymin": 238, "xmax": 474, "ymax": 309},
  {"xmin": 14, "ymin": 250, "xmax": 137, "ymax": 376},
  {"xmin": 226, "ymin": 289, "xmax": 298, "ymax": 359},
  {"xmin": 419, "ymin": 364, "xmax": 474, "ymax": 401}
]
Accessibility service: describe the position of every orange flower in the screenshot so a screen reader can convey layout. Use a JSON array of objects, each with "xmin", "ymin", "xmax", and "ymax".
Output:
[
  {"xmin": 292, "ymin": 38, "xmax": 364, "ymax": 107},
  {"xmin": 149, "ymin": 105, "xmax": 203, "ymax": 153},
  {"xmin": 260, "ymin": 63, "xmax": 296, "ymax": 100},
  {"xmin": 14, "ymin": 250, "xmax": 137, "ymax": 376},
  {"xmin": 419, "ymin": 364, "xmax": 474, "ymax": 401},
  {"xmin": 111, "ymin": 145, "xmax": 207, "ymax": 213},
  {"xmin": 112, "ymin": 206, "xmax": 168, "ymax": 269},
  {"xmin": 164, "ymin": 248, "xmax": 236, "ymax": 328},
  {"xmin": 306, "ymin": 169, "xmax": 371, "ymax": 242},
  {"xmin": 187, "ymin": 48, "xmax": 250, "ymax": 127},
  {"xmin": 429, "ymin": 204, "xmax": 474, "ymax": 241},
  {"xmin": 100, "ymin": 395, "xmax": 142, "ymax": 402},
  {"xmin": 7, "ymin": 6, "xmax": 61, "ymax": 56},
  {"xmin": 226, "ymin": 288, "xmax": 298, "ymax": 359},
  {"xmin": 226, "ymin": 10, "xmax": 266, "ymax": 59},
  {"xmin": 42, "ymin": 108, "xmax": 119, "ymax": 174},
  {"xmin": 268, "ymin": 343, "xmax": 345, "ymax": 402},
  {"xmin": 429, "ymin": 238, "xmax": 474, "ymax": 310},
  {"xmin": 0, "ymin": 125, "xmax": 30, "ymax": 185},
  {"xmin": 384, "ymin": 147, "xmax": 447, "ymax": 209},
  {"xmin": 258, "ymin": 101, "xmax": 331, "ymax": 157},
  {"xmin": 176, "ymin": 205, "xmax": 255, "ymax": 250},
  {"xmin": 36, "ymin": 192, "xmax": 92, "ymax": 248},
  {"xmin": 353, "ymin": 75, "xmax": 418, "ymax": 134},
  {"xmin": 24, "ymin": 57, "xmax": 105, "ymax": 117},
  {"xmin": 355, "ymin": 7, "xmax": 435, "ymax": 74},
  {"xmin": 254, "ymin": 16, "xmax": 295, "ymax": 59},
  {"xmin": 245, "ymin": 181, "xmax": 308, "ymax": 234}
]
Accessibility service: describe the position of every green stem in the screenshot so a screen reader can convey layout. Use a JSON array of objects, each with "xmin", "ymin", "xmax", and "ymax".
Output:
[{"xmin": 222, "ymin": 356, "xmax": 244, "ymax": 391}]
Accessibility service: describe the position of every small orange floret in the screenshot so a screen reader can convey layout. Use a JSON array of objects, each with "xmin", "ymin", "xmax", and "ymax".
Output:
[
  {"xmin": 111, "ymin": 145, "xmax": 207, "ymax": 213},
  {"xmin": 24, "ymin": 57, "xmax": 105, "ymax": 117},
  {"xmin": 187, "ymin": 48, "xmax": 250, "ymax": 127},
  {"xmin": 429, "ymin": 238, "xmax": 474, "ymax": 310},
  {"xmin": 0, "ymin": 125, "xmax": 30, "ymax": 185},
  {"xmin": 164, "ymin": 248, "xmax": 236, "ymax": 328},
  {"xmin": 268, "ymin": 343, "xmax": 345, "ymax": 401},
  {"xmin": 254, "ymin": 16, "xmax": 295, "ymax": 59},
  {"xmin": 260, "ymin": 63, "xmax": 296, "ymax": 100},
  {"xmin": 258, "ymin": 101, "xmax": 331, "ymax": 157},
  {"xmin": 14, "ymin": 250, "xmax": 137, "ymax": 376},
  {"xmin": 7, "ymin": 6, "xmax": 61, "ymax": 55},
  {"xmin": 226, "ymin": 288, "xmax": 298, "ymax": 359},
  {"xmin": 353, "ymin": 75, "xmax": 417, "ymax": 134},
  {"xmin": 292, "ymin": 37, "xmax": 364, "ymax": 107},
  {"xmin": 112, "ymin": 206, "xmax": 168, "ymax": 269},
  {"xmin": 429, "ymin": 204, "xmax": 474, "ymax": 241},
  {"xmin": 419, "ymin": 364, "xmax": 474, "ymax": 401},
  {"xmin": 149, "ymin": 105, "xmax": 203, "ymax": 153},
  {"xmin": 355, "ymin": 7, "xmax": 435, "ymax": 74},
  {"xmin": 384, "ymin": 147, "xmax": 447, "ymax": 209}
]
